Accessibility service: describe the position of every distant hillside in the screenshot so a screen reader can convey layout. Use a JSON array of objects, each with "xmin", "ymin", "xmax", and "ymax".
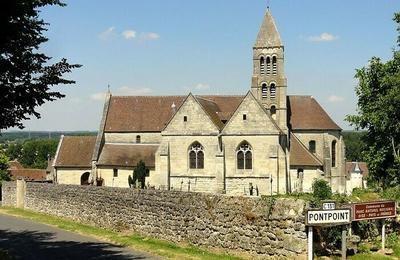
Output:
[{"xmin": 0, "ymin": 131, "xmax": 97, "ymax": 144}]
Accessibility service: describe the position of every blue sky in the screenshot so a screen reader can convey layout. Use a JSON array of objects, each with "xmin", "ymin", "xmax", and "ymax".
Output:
[{"xmin": 15, "ymin": 0, "xmax": 399, "ymax": 131}]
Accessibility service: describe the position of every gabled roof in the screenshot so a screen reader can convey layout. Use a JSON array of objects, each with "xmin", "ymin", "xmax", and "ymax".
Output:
[
  {"xmin": 54, "ymin": 136, "xmax": 96, "ymax": 168},
  {"xmin": 105, "ymin": 96, "xmax": 186, "ymax": 132},
  {"xmin": 346, "ymin": 161, "xmax": 369, "ymax": 179},
  {"xmin": 221, "ymin": 91, "xmax": 283, "ymax": 134},
  {"xmin": 97, "ymin": 143, "xmax": 158, "ymax": 168},
  {"xmin": 8, "ymin": 169, "xmax": 47, "ymax": 181},
  {"xmin": 288, "ymin": 96, "xmax": 341, "ymax": 131},
  {"xmin": 290, "ymin": 134, "xmax": 323, "ymax": 167},
  {"xmin": 104, "ymin": 95, "xmax": 243, "ymax": 132},
  {"xmin": 254, "ymin": 10, "xmax": 282, "ymax": 48}
]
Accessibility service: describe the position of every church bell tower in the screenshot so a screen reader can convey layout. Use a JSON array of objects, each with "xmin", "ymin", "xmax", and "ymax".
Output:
[{"xmin": 251, "ymin": 9, "xmax": 287, "ymax": 131}]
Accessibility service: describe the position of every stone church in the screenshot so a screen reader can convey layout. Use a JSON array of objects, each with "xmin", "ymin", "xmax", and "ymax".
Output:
[{"xmin": 52, "ymin": 10, "xmax": 346, "ymax": 195}]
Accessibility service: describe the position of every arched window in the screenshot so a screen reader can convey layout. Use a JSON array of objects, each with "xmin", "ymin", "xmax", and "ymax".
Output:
[
  {"xmin": 189, "ymin": 142, "xmax": 204, "ymax": 169},
  {"xmin": 80, "ymin": 172, "xmax": 90, "ymax": 185},
  {"xmin": 261, "ymin": 83, "xmax": 268, "ymax": 98},
  {"xmin": 266, "ymin": 56, "xmax": 271, "ymax": 74},
  {"xmin": 309, "ymin": 140, "xmax": 316, "ymax": 153},
  {"xmin": 260, "ymin": 57, "xmax": 265, "ymax": 75},
  {"xmin": 237, "ymin": 141, "xmax": 252, "ymax": 170},
  {"xmin": 270, "ymin": 105, "xmax": 276, "ymax": 120},
  {"xmin": 272, "ymin": 56, "xmax": 277, "ymax": 74},
  {"xmin": 331, "ymin": 140, "xmax": 337, "ymax": 167},
  {"xmin": 136, "ymin": 135, "xmax": 141, "ymax": 143},
  {"xmin": 270, "ymin": 83, "xmax": 276, "ymax": 99}
]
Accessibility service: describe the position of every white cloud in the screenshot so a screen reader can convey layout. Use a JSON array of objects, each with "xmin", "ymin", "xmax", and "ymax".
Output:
[
  {"xmin": 90, "ymin": 87, "xmax": 153, "ymax": 102},
  {"xmin": 122, "ymin": 30, "xmax": 136, "ymax": 39},
  {"xmin": 98, "ymin": 26, "xmax": 116, "ymax": 40},
  {"xmin": 328, "ymin": 95, "xmax": 345, "ymax": 103},
  {"xmin": 139, "ymin": 32, "xmax": 160, "ymax": 41},
  {"xmin": 90, "ymin": 92, "xmax": 107, "ymax": 101},
  {"xmin": 195, "ymin": 83, "xmax": 210, "ymax": 90},
  {"xmin": 307, "ymin": 32, "xmax": 338, "ymax": 42},
  {"xmin": 117, "ymin": 86, "xmax": 153, "ymax": 95}
]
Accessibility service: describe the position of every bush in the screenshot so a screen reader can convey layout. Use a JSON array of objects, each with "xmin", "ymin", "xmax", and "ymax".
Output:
[
  {"xmin": 381, "ymin": 186, "xmax": 400, "ymax": 202},
  {"xmin": 311, "ymin": 179, "xmax": 332, "ymax": 207}
]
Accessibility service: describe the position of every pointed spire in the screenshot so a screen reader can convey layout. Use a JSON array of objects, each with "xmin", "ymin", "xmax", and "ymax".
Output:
[{"xmin": 254, "ymin": 9, "xmax": 282, "ymax": 48}]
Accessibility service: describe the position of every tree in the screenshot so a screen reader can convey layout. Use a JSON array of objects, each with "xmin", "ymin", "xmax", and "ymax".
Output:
[
  {"xmin": 19, "ymin": 139, "xmax": 58, "ymax": 169},
  {"xmin": 132, "ymin": 160, "xmax": 147, "ymax": 189},
  {"xmin": 342, "ymin": 131, "xmax": 365, "ymax": 161},
  {"xmin": 346, "ymin": 13, "xmax": 400, "ymax": 187},
  {"xmin": 0, "ymin": 151, "xmax": 11, "ymax": 186},
  {"xmin": 0, "ymin": 0, "xmax": 81, "ymax": 130}
]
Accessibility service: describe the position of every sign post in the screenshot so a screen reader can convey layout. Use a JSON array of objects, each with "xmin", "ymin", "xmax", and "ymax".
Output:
[
  {"xmin": 306, "ymin": 208, "xmax": 351, "ymax": 260},
  {"xmin": 351, "ymin": 200, "xmax": 397, "ymax": 252},
  {"xmin": 308, "ymin": 226, "xmax": 313, "ymax": 260},
  {"xmin": 341, "ymin": 225, "xmax": 347, "ymax": 260}
]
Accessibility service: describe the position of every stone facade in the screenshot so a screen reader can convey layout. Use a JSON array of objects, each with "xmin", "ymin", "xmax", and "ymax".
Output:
[{"xmin": 2, "ymin": 181, "xmax": 307, "ymax": 258}]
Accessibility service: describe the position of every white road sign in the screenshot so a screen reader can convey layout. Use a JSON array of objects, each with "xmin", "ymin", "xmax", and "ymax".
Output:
[{"xmin": 306, "ymin": 209, "xmax": 351, "ymax": 226}]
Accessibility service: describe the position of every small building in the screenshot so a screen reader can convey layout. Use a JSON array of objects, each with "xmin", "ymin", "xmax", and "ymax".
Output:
[
  {"xmin": 346, "ymin": 161, "xmax": 368, "ymax": 193},
  {"xmin": 7, "ymin": 160, "xmax": 47, "ymax": 182}
]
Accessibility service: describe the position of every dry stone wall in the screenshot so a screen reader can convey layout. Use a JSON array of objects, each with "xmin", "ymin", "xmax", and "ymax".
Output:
[
  {"xmin": 3, "ymin": 182, "xmax": 307, "ymax": 258},
  {"xmin": 1, "ymin": 181, "xmax": 16, "ymax": 206}
]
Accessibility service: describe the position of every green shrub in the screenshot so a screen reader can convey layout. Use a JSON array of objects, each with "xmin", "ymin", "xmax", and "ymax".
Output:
[
  {"xmin": 387, "ymin": 232, "xmax": 399, "ymax": 249},
  {"xmin": 311, "ymin": 179, "xmax": 332, "ymax": 207},
  {"xmin": 381, "ymin": 186, "xmax": 400, "ymax": 202}
]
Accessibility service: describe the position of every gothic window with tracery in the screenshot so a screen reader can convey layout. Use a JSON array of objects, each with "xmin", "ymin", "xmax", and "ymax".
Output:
[
  {"xmin": 237, "ymin": 142, "xmax": 252, "ymax": 170},
  {"xmin": 189, "ymin": 142, "xmax": 204, "ymax": 169}
]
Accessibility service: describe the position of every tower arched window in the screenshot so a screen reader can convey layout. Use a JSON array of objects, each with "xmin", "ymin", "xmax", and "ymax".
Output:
[
  {"xmin": 260, "ymin": 57, "xmax": 265, "ymax": 75},
  {"xmin": 272, "ymin": 56, "xmax": 277, "ymax": 75},
  {"xmin": 266, "ymin": 56, "xmax": 271, "ymax": 75},
  {"xmin": 261, "ymin": 83, "xmax": 268, "ymax": 98},
  {"xmin": 331, "ymin": 140, "xmax": 337, "ymax": 167},
  {"xmin": 237, "ymin": 141, "xmax": 252, "ymax": 170},
  {"xmin": 270, "ymin": 105, "xmax": 276, "ymax": 120},
  {"xmin": 136, "ymin": 135, "xmax": 141, "ymax": 143},
  {"xmin": 309, "ymin": 140, "xmax": 316, "ymax": 153},
  {"xmin": 189, "ymin": 142, "xmax": 204, "ymax": 169},
  {"xmin": 270, "ymin": 83, "xmax": 276, "ymax": 99}
]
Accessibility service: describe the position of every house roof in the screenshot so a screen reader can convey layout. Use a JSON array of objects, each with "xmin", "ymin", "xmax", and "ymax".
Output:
[
  {"xmin": 288, "ymin": 96, "xmax": 341, "ymax": 131},
  {"xmin": 254, "ymin": 10, "xmax": 282, "ymax": 48},
  {"xmin": 97, "ymin": 143, "xmax": 158, "ymax": 167},
  {"xmin": 9, "ymin": 160, "xmax": 23, "ymax": 170},
  {"xmin": 289, "ymin": 134, "xmax": 323, "ymax": 167},
  {"xmin": 346, "ymin": 161, "xmax": 369, "ymax": 179},
  {"xmin": 54, "ymin": 136, "xmax": 96, "ymax": 168},
  {"xmin": 8, "ymin": 169, "xmax": 47, "ymax": 181}
]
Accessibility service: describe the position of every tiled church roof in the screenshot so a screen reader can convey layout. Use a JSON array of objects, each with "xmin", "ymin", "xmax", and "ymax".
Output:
[
  {"xmin": 288, "ymin": 96, "xmax": 341, "ymax": 131},
  {"xmin": 103, "ymin": 95, "xmax": 341, "ymax": 132},
  {"xmin": 289, "ymin": 134, "xmax": 323, "ymax": 167},
  {"xmin": 54, "ymin": 136, "xmax": 96, "ymax": 168},
  {"xmin": 104, "ymin": 95, "xmax": 243, "ymax": 132},
  {"xmin": 97, "ymin": 143, "xmax": 158, "ymax": 168}
]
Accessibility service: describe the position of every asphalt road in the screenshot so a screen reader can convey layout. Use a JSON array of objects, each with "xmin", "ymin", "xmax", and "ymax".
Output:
[{"xmin": 0, "ymin": 213, "xmax": 159, "ymax": 260}]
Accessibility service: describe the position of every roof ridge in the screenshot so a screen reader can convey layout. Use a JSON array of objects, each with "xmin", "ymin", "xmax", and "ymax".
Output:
[{"xmin": 111, "ymin": 95, "xmax": 185, "ymax": 98}]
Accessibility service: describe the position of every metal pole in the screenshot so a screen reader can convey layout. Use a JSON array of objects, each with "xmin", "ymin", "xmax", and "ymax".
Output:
[
  {"xmin": 382, "ymin": 221, "xmax": 386, "ymax": 250},
  {"xmin": 308, "ymin": 226, "xmax": 313, "ymax": 260},
  {"xmin": 341, "ymin": 225, "xmax": 347, "ymax": 260}
]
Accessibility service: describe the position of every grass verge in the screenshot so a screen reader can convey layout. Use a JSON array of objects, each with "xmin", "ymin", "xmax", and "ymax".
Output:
[{"xmin": 0, "ymin": 206, "xmax": 241, "ymax": 260}]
